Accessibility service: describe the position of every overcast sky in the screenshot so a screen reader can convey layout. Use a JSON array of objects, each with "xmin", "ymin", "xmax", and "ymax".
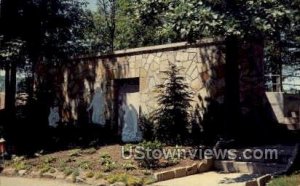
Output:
[{"xmin": 86, "ymin": 0, "xmax": 98, "ymax": 12}]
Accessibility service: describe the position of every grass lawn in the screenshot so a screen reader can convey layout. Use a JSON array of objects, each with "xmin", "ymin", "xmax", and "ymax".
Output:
[{"xmin": 268, "ymin": 173, "xmax": 300, "ymax": 186}]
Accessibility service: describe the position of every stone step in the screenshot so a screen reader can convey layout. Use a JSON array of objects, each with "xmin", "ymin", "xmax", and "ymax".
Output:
[
  {"xmin": 214, "ymin": 160, "xmax": 287, "ymax": 174},
  {"xmin": 214, "ymin": 145, "xmax": 295, "ymax": 164}
]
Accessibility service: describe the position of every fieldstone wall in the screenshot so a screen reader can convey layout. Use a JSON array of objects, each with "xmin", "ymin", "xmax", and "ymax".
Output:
[
  {"xmin": 35, "ymin": 38, "xmax": 226, "ymax": 126},
  {"xmin": 35, "ymin": 38, "xmax": 265, "ymax": 132}
]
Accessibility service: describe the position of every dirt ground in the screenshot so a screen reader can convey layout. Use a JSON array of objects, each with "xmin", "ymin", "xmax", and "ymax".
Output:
[{"xmin": 2, "ymin": 144, "xmax": 197, "ymax": 185}]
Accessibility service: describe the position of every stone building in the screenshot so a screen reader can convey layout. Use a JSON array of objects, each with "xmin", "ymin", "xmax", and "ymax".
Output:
[{"xmin": 35, "ymin": 38, "xmax": 265, "ymax": 141}]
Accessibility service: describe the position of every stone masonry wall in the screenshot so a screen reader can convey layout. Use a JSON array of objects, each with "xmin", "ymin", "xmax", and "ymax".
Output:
[{"xmin": 36, "ymin": 38, "xmax": 226, "ymax": 127}]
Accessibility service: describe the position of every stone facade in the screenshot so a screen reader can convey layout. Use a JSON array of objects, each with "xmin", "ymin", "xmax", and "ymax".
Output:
[{"xmin": 35, "ymin": 38, "xmax": 264, "ymax": 134}]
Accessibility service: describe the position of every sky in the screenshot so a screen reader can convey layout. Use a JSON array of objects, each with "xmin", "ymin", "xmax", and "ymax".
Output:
[{"xmin": 86, "ymin": 0, "xmax": 98, "ymax": 12}]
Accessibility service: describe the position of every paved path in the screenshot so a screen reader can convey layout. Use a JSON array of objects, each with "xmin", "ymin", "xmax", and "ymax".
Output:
[
  {"xmin": 0, "ymin": 176, "xmax": 88, "ymax": 186},
  {"xmin": 152, "ymin": 172, "xmax": 256, "ymax": 186}
]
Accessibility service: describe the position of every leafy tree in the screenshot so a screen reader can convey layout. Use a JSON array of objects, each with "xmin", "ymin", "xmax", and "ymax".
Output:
[
  {"xmin": 152, "ymin": 65, "xmax": 193, "ymax": 144},
  {"xmin": 0, "ymin": 0, "xmax": 92, "ymax": 118},
  {"xmin": 133, "ymin": 0, "xmax": 299, "ymax": 88},
  {"xmin": 88, "ymin": 0, "xmax": 178, "ymax": 53}
]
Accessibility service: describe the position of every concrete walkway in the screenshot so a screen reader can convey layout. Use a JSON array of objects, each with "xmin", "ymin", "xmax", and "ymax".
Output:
[
  {"xmin": 0, "ymin": 176, "xmax": 88, "ymax": 186},
  {"xmin": 152, "ymin": 172, "xmax": 257, "ymax": 186}
]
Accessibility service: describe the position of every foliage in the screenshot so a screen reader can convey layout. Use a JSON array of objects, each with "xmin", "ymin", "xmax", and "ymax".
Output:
[
  {"xmin": 139, "ymin": 114, "xmax": 155, "ymax": 141},
  {"xmin": 12, "ymin": 160, "xmax": 30, "ymax": 171},
  {"xmin": 95, "ymin": 171, "xmax": 106, "ymax": 179},
  {"xmin": 268, "ymin": 173, "xmax": 300, "ymax": 186},
  {"xmin": 78, "ymin": 160, "xmax": 93, "ymax": 170},
  {"xmin": 107, "ymin": 173, "xmax": 143, "ymax": 186},
  {"xmin": 85, "ymin": 171, "xmax": 94, "ymax": 178},
  {"xmin": 87, "ymin": 0, "xmax": 175, "ymax": 53},
  {"xmin": 152, "ymin": 64, "xmax": 192, "ymax": 144},
  {"xmin": 135, "ymin": 140, "xmax": 163, "ymax": 169},
  {"xmin": 72, "ymin": 168, "xmax": 80, "ymax": 182},
  {"xmin": 122, "ymin": 161, "xmax": 137, "ymax": 171},
  {"xmin": 63, "ymin": 167, "xmax": 74, "ymax": 177},
  {"xmin": 133, "ymin": 0, "xmax": 297, "ymax": 40},
  {"xmin": 81, "ymin": 147, "xmax": 97, "ymax": 155},
  {"xmin": 100, "ymin": 152, "xmax": 117, "ymax": 172},
  {"xmin": 69, "ymin": 149, "xmax": 82, "ymax": 157}
]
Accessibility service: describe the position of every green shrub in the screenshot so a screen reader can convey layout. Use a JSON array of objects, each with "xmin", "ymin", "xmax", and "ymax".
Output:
[
  {"xmin": 153, "ymin": 64, "xmax": 192, "ymax": 144},
  {"xmin": 139, "ymin": 115, "xmax": 154, "ymax": 141},
  {"xmin": 100, "ymin": 152, "xmax": 117, "ymax": 172},
  {"xmin": 135, "ymin": 141, "xmax": 163, "ymax": 169},
  {"xmin": 13, "ymin": 161, "xmax": 29, "ymax": 171}
]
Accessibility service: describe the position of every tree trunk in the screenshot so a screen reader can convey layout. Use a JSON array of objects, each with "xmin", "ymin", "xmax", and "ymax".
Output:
[
  {"xmin": 4, "ymin": 61, "xmax": 16, "ymax": 120},
  {"xmin": 224, "ymin": 36, "xmax": 240, "ymax": 139}
]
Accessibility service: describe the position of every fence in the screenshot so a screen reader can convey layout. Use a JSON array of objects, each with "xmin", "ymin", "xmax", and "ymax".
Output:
[{"xmin": 265, "ymin": 74, "xmax": 300, "ymax": 94}]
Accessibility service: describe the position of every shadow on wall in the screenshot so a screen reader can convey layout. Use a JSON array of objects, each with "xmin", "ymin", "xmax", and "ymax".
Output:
[
  {"xmin": 5, "ymin": 55, "xmax": 128, "ymax": 155},
  {"xmin": 190, "ymin": 43, "xmax": 226, "ymax": 145}
]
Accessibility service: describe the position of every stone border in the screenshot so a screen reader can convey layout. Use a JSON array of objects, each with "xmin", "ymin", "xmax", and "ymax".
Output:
[
  {"xmin": 153, "ymin": 159, "xmax": 214, "ymax": 182},
  {"xmin": 71, "ymin": 38, "xmax": 224, "ymax": 60},
  {"xmin": 245, "ymin": 174, "xmax": 272, "ymax": 186}
]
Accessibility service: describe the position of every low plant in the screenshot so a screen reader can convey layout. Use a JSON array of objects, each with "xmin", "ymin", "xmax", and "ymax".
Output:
[
  {"xmin": 85, "ymin": 171, "xmax": 94, "ymax": 178},
  {"xmin": 43, "ymin": 156, "xmax": 56, "ymax": 164},
  {"xmin": 123, "ymin": 144, "xmax": 134, "ymax": 156},
  {"xmin": 268, "ymin": 173, "xmax": 300, "ymax": 186},
  {"xmin": 63, "ymin": 167, "xmax": 73, "ymax": 177},
  {"xmin": 12, "ymin": 161, "xmax": 30, "ymax": 171},
  {"xmin": 78, "ymin": 160, "xmax": 92, "ymax": 170},
  {"xmin": 68, "ymin": 149, "xmax": 82, "ymax": 157},
  {"xmin": 100, "ymin": 153, "xmax": 117, "ymax": 172},
  {"xmin": 81, "ymin": 147, "xmax": 97, "ymax": 155},
  {"xmin": 57, "ymin": 159, "xmax": 68, "ymax": 172},
  {"xmin": 135, "ymin": 140, "xmax": 163, "ymax": 169},
  {"xmin": 122, "ymin": 161, "xmax": 137, "ymax": 171},
  {"xmin": 107, "ymin": 173, "xmax": 143, "ymax": 186},
  {"xmin": 95, "ymin": 171, "xmax": 106, "ymax": 180},
  {"xmin": 49, "ymin": 168, "xmax": 56, "ymax": 174},
  {"xmin": 39, "ymin": 164, "xmax": 51, "ymax": 174}
]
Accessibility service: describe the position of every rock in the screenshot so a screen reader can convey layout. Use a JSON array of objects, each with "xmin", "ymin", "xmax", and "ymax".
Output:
[
  {"xmin": 198, "ymin": 159, "xmax": 213, "ymax": 173},
  {"xmin": 186, "ymin": 163, "xmax": 198, "ymax": 175},
  {"xmin": 1, "ymin": 168, "xmax": 16, "ymax": 176},
  {"xmin": 55, "ymin": 172, "xmax": 65, "ymax": 180},
  {"xmin": 154, "ymin": 170, "xmax": 175, "ymax": 181},
  {"xmin": 76, "ymin": 177, "xmax": 86, "ymax": 183},
  {"xmin": 41, "ymin": 173, "xmax": 56, "ymax": 179},
  {"xmin": 18, "ymin": 169, "xmax": 27, "ymax": 176},
  {"xmin": 173, "ymin": 167, "xmax": 186, "ymax": 178},
  {"xmin": 65, "ymin": 176, "xmax": 75, "ymax": 183},
  {"xmin": 257, "ymin": 174, "xmax": 271, "ymax": 186},
  {"xmin": 245, "ymin": 180, "xmax": 258, "ymax": 186},
  {"xmin": 30, "ymin": 171, "xmax": 41, "ymax": 178},
  {"xmin": 110, "ymin": 182, "xmax": 126, "ymax": 186},
  {"xmin": 94, "ymin": 179, "xmax": 109, "ymax": 186}
]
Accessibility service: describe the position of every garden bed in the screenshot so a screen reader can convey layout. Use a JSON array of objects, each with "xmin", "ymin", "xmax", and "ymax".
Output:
[{"xmin": 1, "ymin": 144, "xmax": 199, "ymax": 186}]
